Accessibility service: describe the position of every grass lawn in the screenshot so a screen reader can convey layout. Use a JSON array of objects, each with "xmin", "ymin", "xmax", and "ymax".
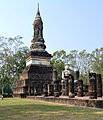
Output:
[{"xmin": 0, "ymin": 98, "xmax": 103, "ymax": 120}]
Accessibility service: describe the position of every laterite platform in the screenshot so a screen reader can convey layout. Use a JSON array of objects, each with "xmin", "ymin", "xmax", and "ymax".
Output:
[{"xmin": 27, "ymin": 96, "xmax": 103, "ymax": 108}]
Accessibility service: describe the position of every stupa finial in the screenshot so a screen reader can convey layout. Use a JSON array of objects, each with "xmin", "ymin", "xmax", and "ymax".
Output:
[{"xmin": 35, "ymin": 3, "xmax": 42, "ymax": 20}]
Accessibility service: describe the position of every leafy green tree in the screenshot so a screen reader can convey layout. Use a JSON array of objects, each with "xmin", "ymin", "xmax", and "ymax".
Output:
[
  {"xmin": 0, "ymin": 36, "xmax": 29, "ymax": 94},
  {"xmin": 91, "ymin": 48, "xmax": 103, "ymax": 77},
  {"xmin": 51, "ymin": 50, "xmax": 66, "ymax": 80},
  {"xmin": 51, "ymin": 49, "xmax": 93, "ymax": 84},
  {"xmin": 78, "ymin": 50, "xmax": 92, "ymax": 84},
  {"xmin": 68, "ymin": 50, "xmax": 79, "ymax": 71}
]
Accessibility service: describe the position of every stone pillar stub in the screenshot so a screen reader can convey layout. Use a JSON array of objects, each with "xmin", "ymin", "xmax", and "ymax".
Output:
[
  {"xmin": 89, "ymin": 73, "xmax": 97, "ymax": 99},
  {"xmin": 68, "ymin": 75, "xmax": 75, "ymax": 98},
  {"xmin": 61, "ymin": 80, "xmax": 65, "ymax": 96},
  {"xmin": 96, "ymin": 74, "xmax": 102, "ymax": 97},
  {"xmin": 48, "ymin": 84, "xmax": 54, "ymax": 96},
  {"xmin": 77, "ymin": 79, "xmax": 83, "ymax": 97},
  {"xmin": 53, "ymin": 69, "xmax": 58, "ymax": 82},
  {"xmin": 75, "ymin": 71, "xmax": 79, "ymax": 80},
  {"xmin": 65, "ymin": 78, "xmax": 69, "ymax": 96},
  {"xmin": 54, "ymin": 81, "xmax": 60, "ymax": 97},
  {"xmin": 53, "ymin": 69, "xmax": 60, "ymax": 97},
  {"xmin": 43, "ymin": 84, "xmax": 48, "ymax": 97}
]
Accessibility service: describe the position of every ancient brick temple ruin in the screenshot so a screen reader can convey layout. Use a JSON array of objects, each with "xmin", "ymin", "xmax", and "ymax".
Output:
[
  {"xmin": 14, "ymin": 5, "xmax": 103, "ymax": 108},
  {"xmin": 13, "ymin": 5, "xmax": 53, "ymax": 97}
]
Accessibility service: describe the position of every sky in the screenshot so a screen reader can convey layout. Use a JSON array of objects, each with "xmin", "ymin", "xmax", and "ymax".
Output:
[{"xmin": 0, "ymin": 0, "xmax": 103, "ymax": 54}]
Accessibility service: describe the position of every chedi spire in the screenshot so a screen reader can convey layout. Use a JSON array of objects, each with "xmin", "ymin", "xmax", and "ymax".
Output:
[
  {"xmin": 30, "ymin": 4, "xmax": 46, "ymax": 51},
  {"xmin": 35, "ymin": 3, "xmax": 41, "ymax": 20}
]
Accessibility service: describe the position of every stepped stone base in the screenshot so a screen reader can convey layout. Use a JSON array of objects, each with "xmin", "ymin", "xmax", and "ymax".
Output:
[
  {"xmin": 27, "ymin": 96, "xmax": 103, "ymax": 108},
  {"xmin": 13, "ymin": 64, "xmax": 53, "ymax": 97}
]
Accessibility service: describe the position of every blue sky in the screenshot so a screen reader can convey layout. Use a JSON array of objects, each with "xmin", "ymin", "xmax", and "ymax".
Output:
[{"xmin": 0, "ymin": 0, "xmax": 103, "ymax": 54}]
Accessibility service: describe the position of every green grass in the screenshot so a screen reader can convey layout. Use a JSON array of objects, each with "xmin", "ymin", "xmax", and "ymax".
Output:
[{"xmin": 0, "ymin": 98, "xmax": 103, "ymax": 120}]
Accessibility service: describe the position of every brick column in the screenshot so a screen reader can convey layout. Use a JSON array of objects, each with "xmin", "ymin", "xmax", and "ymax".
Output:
[
  {"xmin": 54, "ymin": 81, "xmax": 60, "ymax": 97},
  {"xmin": 48, "ymin": 84, "xmax": 54, "ymax": 96},
  {"xmin": 96, "ymin": 74, "xmax": 102, "ymax": 97},
  {"xmin": 89, "ymin": 73, "xmax": 97, "ymax": 99},
  {"xmin": 65, "ymin": 78, "xmax": 69, "ymax": 96},
  {"xmin": 43, "ymin": 84, "xmax": 48, "ymax": 97},
  {"xmin": 61, "ymin": 80, "xmax": 65, "ymax": 96},
  {"xmin": 69, "ymin": 75, "xmax": 75, "ymax": 98},
  {"xmin": 53, "ymin": 69, "xmax": 58, "ymax": 81},
  {"xmin": 75, "ymin": 70, "xmax": 79, "ymax": 80},
  {"xmin": 53, "ymin": 69, "xmax": 60, "ymax": 97},
  {"xmin": 77, "ymin": 80, "xmax": 83, "ymax": 97}
]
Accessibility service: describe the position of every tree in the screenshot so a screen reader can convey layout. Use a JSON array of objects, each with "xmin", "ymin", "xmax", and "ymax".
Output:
[
  {"xmin": 78, "ymin": 50, "xmax": 92, "ymax": 84},
  {"xmin": 68, "ymin": 50, "xmax": 79, "ymax": 71},
  {"xmin": 51, "ymin": 50, "xmax": 75, "ymax": 80},
  {"xmin": 0, "ymin": 36, "xmax": 29, "ymax": 94},
  {"xmin": 91, "ymin": 48, "xmax": 103, "ymax": 77},
  {"xmin": 51, "ymin": 50, "xmax": 66, "ymax": 80},
  {"xmin": 51, "ymin": 49, "xmax": 94, "ymax": 84}
]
